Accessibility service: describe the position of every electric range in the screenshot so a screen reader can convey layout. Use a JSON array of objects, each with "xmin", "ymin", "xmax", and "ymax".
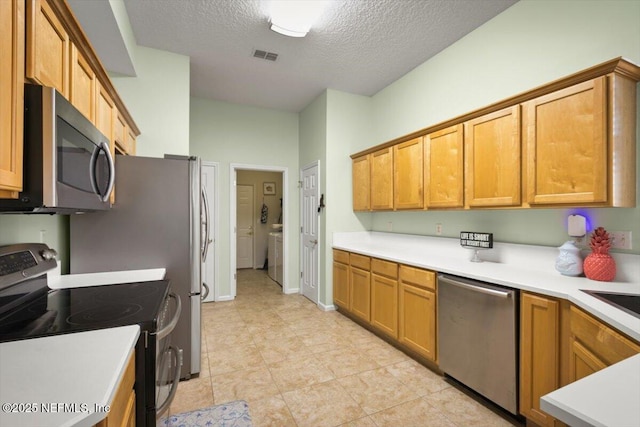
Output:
[{"xmin": 0, "ymin": 243, "xmax": 182, "ymax": 426}]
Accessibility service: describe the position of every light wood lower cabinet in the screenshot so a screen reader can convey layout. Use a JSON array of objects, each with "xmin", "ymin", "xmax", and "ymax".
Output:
[
  {"xmin": 370, "ymin": 259, "xmax": 399, "ymax": 338},
  {"xmin": 569, "ymin": 305, "xmax": 640, "ymax": 383},
  {"xmin": 520, "ymin": 292, "xmax": 564, "ymax": 427},
  {"xmin": 0, "ymin": 0, "xmax": 25, "ymax": 198},
  {"xmin": 349, "ymin": 253, "xmax": 371, "ymax": 322},
  {"xmin": 398, "ymin": 265, "xmax": 437, "ymax": 362},
  {"xmin": 95, "ymin": 350, "xmax": 135, "ymax": 427},
  {"xmin": 332, "ymin": 250, "xmax": 350, "ymax": 310}
]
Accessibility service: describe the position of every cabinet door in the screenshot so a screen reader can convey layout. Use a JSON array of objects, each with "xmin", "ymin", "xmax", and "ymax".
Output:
[
  {"xmin": 350, "ymin": 267, "xmax": 371, "ymax": 322},
  {"xmin": 524, "ymin": 78, "xmax": 607, "ymax": 205},
  {"xmin": 394, "ymin": 137, "xmax": 423, "ymax": 210},
  {"xmin": 424, "ymin": 124, "xmax": 464, "ymax": 208},
  {"xmin": 333, "ymin": 261, "xmax": 350, "ymax": 310},
  {"xmin": 398, "ymin": 276, "xmax": 437, "ymax": 362},
  {"xmin": 371, "ymin": 147, "xmax": 394, "ymax": 210},
  {"xmin": 70, "ymin": 43, "xmax": 96, "ymax": 122},
  {"xmin": 371, "ymin": 273, "xmax": 398, "ymax": 338},
  {"xmin": 465, "ymin": 106, "xmax": 521, "ymax": 207},
  {"xmin": 568, "ymin": 339, "xmax": 607, "ymax": 383},
  {"xmin": 0, "ymin": 0, "xmax": 25, "ymax": 197},
  {"xmin": 26, "ymin": 0, "xmax": 69, "ymax": 97},
  {"xmin": 126, "ymin": 127, "xmax": 137, "ymax": 155},
  {"xmin": 520, "ymin": 292, "xmax": 560, "ymax": 427},
  {"xmin": 114, "ymin": 109, "xmax": 127, "ymax": 154},
  {"xmin": 352, "ymin": 154, "xmax": 370, "ymax": 211}
]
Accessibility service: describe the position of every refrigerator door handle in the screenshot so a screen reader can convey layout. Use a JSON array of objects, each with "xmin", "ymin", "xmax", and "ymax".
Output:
[
  {"xmin": 201, "ymin": 282, "xmax": 210, "ymax": 301},
  {"xmin": 201, "ymin": 188, "xmax": 211, "ymax": 262}
]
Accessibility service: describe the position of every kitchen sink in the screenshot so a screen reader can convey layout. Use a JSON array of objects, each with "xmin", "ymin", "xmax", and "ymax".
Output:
[{"xmin": 581, "ymin": 290, "xmax": 640, "ymax": 319}]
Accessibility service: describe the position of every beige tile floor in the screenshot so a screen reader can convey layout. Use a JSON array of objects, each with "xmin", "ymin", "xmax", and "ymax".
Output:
[{"xmin": 168, "ymin": 269, "xmax": 519, "ymax": 427}]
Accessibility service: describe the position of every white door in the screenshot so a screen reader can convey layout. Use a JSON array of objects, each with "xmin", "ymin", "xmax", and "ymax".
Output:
[
  {"xmin": 201, "ymin": 163, "xmax": 216, "ymax": 302},
  {"xmin": 236, "ymin": 184, "xmax": 254, "ymax": 269},
  {"xmin": 300, "ymin": 162, "xmax": 319, "ymax": 304}
]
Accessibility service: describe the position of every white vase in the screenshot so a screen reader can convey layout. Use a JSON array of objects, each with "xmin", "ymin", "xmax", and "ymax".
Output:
[{"xmin": 555, "ymin": 241, "xmax": 583, "ymax": 276}]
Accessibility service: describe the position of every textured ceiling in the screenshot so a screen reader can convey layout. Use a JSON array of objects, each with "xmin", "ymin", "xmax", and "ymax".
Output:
[{"xmin": 75, "ymin": 0, "xmax": 518, "ymax": 112}]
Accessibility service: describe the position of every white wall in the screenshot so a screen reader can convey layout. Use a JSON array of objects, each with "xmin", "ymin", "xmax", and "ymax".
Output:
[{"xmin": 190, "ymin": 97, "xmax": 299, "ymax": 299}]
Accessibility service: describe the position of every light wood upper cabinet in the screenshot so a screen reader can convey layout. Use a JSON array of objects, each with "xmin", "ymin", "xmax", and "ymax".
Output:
[
  {"xmin": 371, "ymin": 147, "xmax": 394, "ymax": 210},
  {"xmin": 26, "ymin": 0, "xmax": 69, "ymax": 97},
  {"xmin": 352, "ymin": 154, "xmax": 370, "ymax": 211},
  {"xmin": 424, "ymin": 124, "xmax": 464, "ymax": 208},
  {"xmin": 465, "ymin": 105, "xmax": 521, "ymax": 208},
  {"xmin": 525, "ymin": 75, "xmax": 636, "ymax": 207},
  {"xmin": 398, "ymin": 265, "xmax": 437, "ymax": 362},
  {"xmin": 394, "ymin": 137, "xmax": 423, "ymax": 210},
  {"xmin": 519, "ymin": 292, "xmax": 564, "ymax": 427},
  {"xmin": 569, "ymin": 305, "xmax": 640, "ymax": 383},
  {"xmin": 70, "ymin": 43, "xmax": 96, "ymax": 122},
  {"xmin": 0, "ymin": 0, "xmax": 25, "ymax": 198},
  {"xmin": 370, "ymin": 259, "xmax": 399, "ymax": 338}
]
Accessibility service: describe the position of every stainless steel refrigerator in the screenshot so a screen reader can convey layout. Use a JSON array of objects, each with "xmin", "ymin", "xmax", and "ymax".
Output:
[{"xmin": 70, "ymin": 155, "xmax": 209, "ymax": 380}]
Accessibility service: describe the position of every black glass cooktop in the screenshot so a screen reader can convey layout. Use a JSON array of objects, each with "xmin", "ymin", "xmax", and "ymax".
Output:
[
  {"xmin": 581, "ymin": 290, "xmax": 640, "ymax": 319},
  {"xmin": 0, "ymin": 280, "xmax": 170, "ymax": 342}
]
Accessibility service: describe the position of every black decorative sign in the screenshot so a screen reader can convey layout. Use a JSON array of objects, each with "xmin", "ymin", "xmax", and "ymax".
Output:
[{"xmin": 460, "ymin": 232, "xmax": 493, "ymax": 249}]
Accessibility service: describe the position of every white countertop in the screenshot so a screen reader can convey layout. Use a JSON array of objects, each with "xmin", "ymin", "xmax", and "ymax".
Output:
[
  {"xmin": 0, "ymin": 325, "xmax": 140, "ymax": 427},
  {"xmin": 333, "ymin": 231, "xmax": 640, "ymax": 427},
  {"xmin": 47, "ymin": 268, "xmax": 166, "ymax": 289},
  {"xmin": 333, "ymin": 231, "xmax": 640, "ymax": 341},
  {"xmin": 541, "ymin": 354, "xmax": 640, "ymax": 427}
]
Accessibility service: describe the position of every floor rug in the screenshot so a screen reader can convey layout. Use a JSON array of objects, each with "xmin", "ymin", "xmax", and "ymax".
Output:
[{"xmin": 158, "ymin": 400, "xmax": 252, "ymax": 427}]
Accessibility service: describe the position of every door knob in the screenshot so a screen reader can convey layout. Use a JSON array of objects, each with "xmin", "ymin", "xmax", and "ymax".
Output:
[{"xmin": 311, "ymin": 239, "xmax": 318, "ymax": 244}]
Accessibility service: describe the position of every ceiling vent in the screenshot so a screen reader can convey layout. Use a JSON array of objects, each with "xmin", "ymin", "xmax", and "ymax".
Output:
[{"xmin": 253, "ymin": 49, "xmax": 278, "ymax": 62}]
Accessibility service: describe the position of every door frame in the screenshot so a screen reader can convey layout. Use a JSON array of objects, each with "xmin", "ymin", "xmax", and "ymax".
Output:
[
  {"xmin": 201, "ymin": 161, "xmax": 219, "ymax": 301},
  {"xmin": 230, "ymin": 163, "xmax": 289, "ymax": 298},
  {"xmin": 300, "ymin": 160, "xmax": 320, "ymax": 305}
]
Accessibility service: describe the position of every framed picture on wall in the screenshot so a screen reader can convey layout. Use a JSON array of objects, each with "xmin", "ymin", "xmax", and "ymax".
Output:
[{"xmin": 263, "ymin": 182, "xmax": 276, "ymax": 195}]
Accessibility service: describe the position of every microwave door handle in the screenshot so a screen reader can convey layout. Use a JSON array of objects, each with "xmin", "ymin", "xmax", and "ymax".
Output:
[
  {"xmin": 100, "ymin": 141, "xmax": 116, "ymax": 202},
  {"xmin": 201, "ymin": 188, "xmax": 211, "ymax": 262},
  {"xmin": 89, "ymin": 146, "xmax": 100, "ymax": 197}
]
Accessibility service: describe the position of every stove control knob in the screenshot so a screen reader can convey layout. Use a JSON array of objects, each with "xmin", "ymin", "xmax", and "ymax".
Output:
[{"xmin": 40, "ymin": 248, "xmax": 58, "ymax": 261}]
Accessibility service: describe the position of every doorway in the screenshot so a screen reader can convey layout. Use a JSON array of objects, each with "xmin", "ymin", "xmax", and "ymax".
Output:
[{"xmin": 230, "ymin": 164, "xmax": 289, "ymax": 298}]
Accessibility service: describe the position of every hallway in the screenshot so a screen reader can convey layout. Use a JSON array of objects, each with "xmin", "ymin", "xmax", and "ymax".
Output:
[{"xmin": 168, "ymin": 269, "xmax": 515, "ymax": 426}]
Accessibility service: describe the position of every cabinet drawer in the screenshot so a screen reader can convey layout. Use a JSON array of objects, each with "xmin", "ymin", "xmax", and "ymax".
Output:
[
  {"xmin": 333, "ymin": 249, "xmax": 349, "ymax": 264},
  {"xmin": 371, "ymin": 258, "xmax": 398, "ymax": 279},
  {"xmin": 350, "ymin": 253, "xmax": 370, "ymax": 270},
  {"xmin": 399, "ymin": 265, "xmax": 435, "ymax": 291},
  {"xmin": 570, "ymin": 305, "xmax": 640, "ymax": 366}
]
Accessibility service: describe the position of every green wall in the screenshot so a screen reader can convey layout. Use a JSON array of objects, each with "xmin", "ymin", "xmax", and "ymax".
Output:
[
  {"xmin": 361, "ymin": 0, "xmax": 640, "ymax": 253},
  {"xmin": 190, "ymin": 97, "xmax": 299, "ymax": 299}
]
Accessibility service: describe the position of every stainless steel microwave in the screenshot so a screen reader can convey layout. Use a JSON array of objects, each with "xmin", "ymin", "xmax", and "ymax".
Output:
[{"xmin": 0, "ymin": 85, "xmax": 115, "ymax": 213}]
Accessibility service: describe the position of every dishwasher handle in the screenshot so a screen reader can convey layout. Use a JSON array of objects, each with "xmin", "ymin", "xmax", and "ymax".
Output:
[{"xmin": 439, "ymin": 275, "xmax": 512, "ymax": 298}]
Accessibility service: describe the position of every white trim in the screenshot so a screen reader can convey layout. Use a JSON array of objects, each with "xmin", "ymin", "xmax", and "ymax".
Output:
[
  {"xmin": 230, "ymin": 163, "xmax": 289, "ymax": 298},
  {"xmin": 300, "ymin": 160, "xmax": 321, "ymax": 305},
  {"xmin": 201, "ymin": 161, "xmax": 220, "ymax": 302},
  {"xmin": 317, "ymin": 302, "xmax": 336, "ymax": 311},
  {"xmin": 284, "ymin": 287, "xmax": 300, "ymax": 294},
  {"xmin": 215, "ymin": 295, "xmax": 235, "ymax": 302}
]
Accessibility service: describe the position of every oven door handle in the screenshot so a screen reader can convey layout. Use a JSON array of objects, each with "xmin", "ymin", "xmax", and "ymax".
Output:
[
  {"xmin": 155, "ymin": 346, "xmax": 183, "ymax": 418},
  {"xmin": 154, "ymin": 293, "xmax": 181, "ymax": 340}
]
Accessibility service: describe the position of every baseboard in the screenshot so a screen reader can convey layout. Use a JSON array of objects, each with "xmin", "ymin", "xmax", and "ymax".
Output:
[
  {"xmin": 215, "ymin": 295, "xmax": 235, "ymax": 302},
  {"xmin": 318, "ymin": 302, "xmax": 336, "ymax": 311},
  {"xmin": 284, "ymin": 287, "xmax": 300, "ymax": 294}
]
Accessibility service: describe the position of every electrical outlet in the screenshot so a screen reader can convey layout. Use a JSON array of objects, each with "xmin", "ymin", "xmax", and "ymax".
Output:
[
  {"xmin": 39, "ymin": 229, "xmax": 46, "ymax": 243},
  {"xmin": 436, "ymin": 223, "xmax": 442, "ymax": 235},
  {"xmin": 609, "ymin": 231, "xmax": 632, "ymax": 250},
  {"xmin": 387, "ymin": 221, "xmax": 393, "ymax": 232}
]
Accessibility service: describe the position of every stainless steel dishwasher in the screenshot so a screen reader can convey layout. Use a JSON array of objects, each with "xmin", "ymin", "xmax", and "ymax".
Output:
[{"xmin": 437, "ymin": 274, "xmax": 519, "ymax": 415}]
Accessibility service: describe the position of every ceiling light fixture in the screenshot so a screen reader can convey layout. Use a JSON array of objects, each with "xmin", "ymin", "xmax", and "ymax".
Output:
[{"xmin": 268, "ymin": 0, "xmax": 329, "ymax": 38}]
